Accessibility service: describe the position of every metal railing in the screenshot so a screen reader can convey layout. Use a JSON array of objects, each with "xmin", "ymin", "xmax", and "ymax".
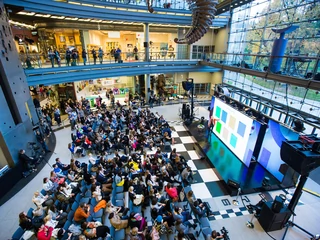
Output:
[
  {"xmin": 206, "ymin": 52, "xmax": 320, "ymax": 81},
  {"xmin": 19, "ymin": 51, "xmax": 192, "ymax": 69},
  {"xmin": 97, "ymin": 0, "xmax": 190, "ymax": 10},
  {"xmin": 20, "ymin": 51, "xmax": 320, "ymax": 82}
]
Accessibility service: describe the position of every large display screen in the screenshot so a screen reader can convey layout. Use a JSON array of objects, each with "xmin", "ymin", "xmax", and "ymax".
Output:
[
  {"xmin": 257, "ymin": 119, "xmax": 299, "ymax": 181},
  {"xmin": 209, "ymin": 96, "xmax": 215, "ymax": 118},
  {"xmin": 212, "ymin": 98, "xmax": 253, "ymax": 165}
]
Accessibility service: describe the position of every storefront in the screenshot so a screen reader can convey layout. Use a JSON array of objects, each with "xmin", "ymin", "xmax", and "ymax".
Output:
[
  {"xmin": 74, "ymin": 76, "xmax": 135, "ymax": 106},
  {"xmin": 87, "ymin": 30, "xmax": 177, "ymax": 60}
]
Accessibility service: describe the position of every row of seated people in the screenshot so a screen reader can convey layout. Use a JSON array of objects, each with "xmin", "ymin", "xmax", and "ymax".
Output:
[
  {"xmin": 68, "ymin": 112, "xmax": 175, "ymax": 157},
  {"xmin": 14, "ymin": 144, "xmax": 223, "ymax": 240},
  {"xmin": 13, "ymin": 103, "xmax": 223, "ymax": 240}
]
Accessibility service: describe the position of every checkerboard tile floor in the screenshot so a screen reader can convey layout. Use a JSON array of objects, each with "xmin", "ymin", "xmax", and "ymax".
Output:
[
  {"xmin": 171, "ymin": 126, "xmax": 227, "ymax": 200},
  {"xmin": 148, "ymin": 125, "xmax": 304, "ymax": 224}
]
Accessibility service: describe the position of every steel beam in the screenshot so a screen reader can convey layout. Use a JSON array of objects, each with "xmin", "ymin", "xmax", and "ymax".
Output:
[{"xmin": 200, "ymin": 61, "xmax": 320, "ymax": 91}]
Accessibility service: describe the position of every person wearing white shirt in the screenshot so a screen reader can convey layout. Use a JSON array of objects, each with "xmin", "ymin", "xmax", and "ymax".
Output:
[
  {"xmin": 32, "ymin": 191, "xmax": 54, "ymax": 207},
  {"xmin": 43, "ymin": 177, "xmax": 57, "ymax": 194}
]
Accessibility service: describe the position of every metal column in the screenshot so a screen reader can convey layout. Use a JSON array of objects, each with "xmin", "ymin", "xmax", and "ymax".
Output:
[{"xmin": 144, "ymin": 23, "xmax": 150, "ymax": 62}]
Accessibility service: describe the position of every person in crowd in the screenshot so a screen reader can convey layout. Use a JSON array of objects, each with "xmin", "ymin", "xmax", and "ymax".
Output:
[
  {"xmin": 181, "ymin": 166, "xmax": 194, "ymax": 186},
  {"xmin": 165, "ymin": 183, "xmax": 178, "ymax": 201},
  {"xmin": 55, "ymin": 158, "xmax": 70, "ymax": 171},
  {"xmin": 172, "ymin": 206, "xmax": 197, "ymax": 229},
  {"xmin": 19, "ymin": 149, "xmax": 37, "ymax": 172},
  {"xmin": 54, "ymin": 48, "xmax": 61, "ymax": 67},
  {"xmin": 98, "ymin": 47, "xmax": 104, "ymax": 64},
  {"xmin": 108, "ymin": 212, "xmax": 128, "ymax": 230},
  {"xmin": 32, "ymin": 191, "xmax": 54, "ymax": 208},
  {"xmin": 82, "ymin": 48, "xmax": 87, "ymax": 65},
  {"xmin": 81, "ymin": 222, "xmax": 110, "ymax": 239},
  {"xmin": 133, "ymin": 46, "xmax": 138, "ymax": 60},
  {"xmin": 91, "ymin": 48, "xmax": 97, "ymax": 65},
  {"xmin": 74, "ymin": 202, "xmax": 91, "ymax": 224},
  {"xmin": 43, "ymin": 177, "xmax": 57, "ymax": 194},
  {"xmin": 114, "ymin": 47, "xmax": 122, "ymax": 63},
  {"xmin": 71, "ymin": 49, "xmax": 78, "ymax": 66},
  {"xmin": 48, "ymin": 205, "xmax": 68, "ymax": 228},
  {"xmin": 52, "ymin": 163, "xmax": 66, "ymax": 178},
  {"xmin": 36, "ymin": 130, "xmax": 51, "ymax": 153},
  {"xmin": 54, "ymin": 108, "xmax": 62, "ymax": 126},
  {"xmin": 48, "ymin": 48, "xmax": 55, "ymax": 67},
  {"xmin": 66, "ymin": 48, "xmax": 72, "ymax": 66},
  {"xmin": 187, "ymin": 190, "xmax": 214, "ymax": 217},
  {"xmin": 37, "ymin": 224, "xmax": 54, "ymax": 240},
  {"xmin": 19, "ymin": 211, "xmax": 34, "ymax": 231},
  {"xmin": 208, "ymin": 230, "xmax": 224, "ymax": 240}
]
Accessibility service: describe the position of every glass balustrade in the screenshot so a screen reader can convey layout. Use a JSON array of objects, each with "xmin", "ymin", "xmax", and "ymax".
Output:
[
  {"xmin": 19, "ymin": 51, "xmax": 194, "ymax": 69},
  {"xmin": 20, "ymin": 51, "xmax": 320, "ymax": 82},
  {"xmin": 207, "ymin": 53, "xmax": 320, "ymax": 80},
  {"xmin": 99, "ymin": 0, "xmax": 190, "ymax": 10}
]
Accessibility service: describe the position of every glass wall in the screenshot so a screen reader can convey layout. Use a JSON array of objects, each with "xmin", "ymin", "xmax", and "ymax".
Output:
[
  {"xmin": 223, "ymin": 0, "xmax": 320, "ymax": 130},
  {"xmin": 224, "ymin": 70, "xmax": 320, "ymax": 118},
  {"xmin": 228, "ymin": 0, "xmax": 320, "ymax": 57}
]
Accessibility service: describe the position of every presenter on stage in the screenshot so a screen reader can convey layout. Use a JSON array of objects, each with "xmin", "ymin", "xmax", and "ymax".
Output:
[{"xmin": 208, "ymin": 116, "xmax": 219, "ymax": 131}]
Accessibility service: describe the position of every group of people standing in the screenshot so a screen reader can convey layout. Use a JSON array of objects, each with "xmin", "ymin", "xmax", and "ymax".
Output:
[{"xmin": 46, "ymin": 45, "xmax": 140, "ymax": 67}]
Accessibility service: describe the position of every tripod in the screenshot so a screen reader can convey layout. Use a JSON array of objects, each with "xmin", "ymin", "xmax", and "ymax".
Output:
[{"xmin": 282, "ymin": 175, "xmax": 319, "ymax": 240}]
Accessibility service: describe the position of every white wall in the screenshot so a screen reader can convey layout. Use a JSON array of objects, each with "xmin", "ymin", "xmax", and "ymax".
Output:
[
  {"xmin": 192, "ymin": 29, "xmax": 215, "ymax": 45},
  {"xmin": 214, "ymin": 27, "xmax": 229, "ymax": 53},
  {"xmin": 188, "ymin": 72, "xmax": 213, "ymax": 83}
]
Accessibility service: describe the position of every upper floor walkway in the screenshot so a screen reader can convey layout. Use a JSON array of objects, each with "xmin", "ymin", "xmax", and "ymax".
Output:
[
  {"xmin": 25, "ymin": 60, "xmax": 219, "ymax": 86},
  {"xmin": 6, "ymin": 0, "xmax": 229, "ymax": 27},
  {"xmin": 22, "ymin": 52, "xmax": 320, "ymax": 91}
]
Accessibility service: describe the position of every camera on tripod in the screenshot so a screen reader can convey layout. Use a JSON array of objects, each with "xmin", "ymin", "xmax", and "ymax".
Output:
[{"xmin": 220, "ymin": 227, "xmax": 230, "ymax": 240}]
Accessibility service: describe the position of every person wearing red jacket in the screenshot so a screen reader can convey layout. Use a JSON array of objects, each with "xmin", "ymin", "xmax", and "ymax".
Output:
[
  {"xmin": 37, "ymin": 225, "xmax": 53, "ymax": 240},
  {"xmin": 165, "ymin": 183, "xmax": 178, "ymax": 200}
]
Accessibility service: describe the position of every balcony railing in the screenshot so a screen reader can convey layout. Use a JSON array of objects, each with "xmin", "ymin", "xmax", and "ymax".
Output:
[
  {"xmin": 205, "ymin": 52, "xmax": 320, "ymax": 81},
  {"xmin": 19, "ymin": 51, "xmax": 190, "ymax": 69},
  {"xmin": 81, "ymin": 0, "xmax": 190, "ymax": 11}
]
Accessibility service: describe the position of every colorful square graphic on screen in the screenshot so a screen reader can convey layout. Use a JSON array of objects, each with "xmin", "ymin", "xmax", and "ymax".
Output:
[
  {"xmin": 230, "ymin": 134, "xmax": 237, "ymax": 148},
  {"xmin": 237, "ymin": 121, "xmax": 246, "ymax": 137},
  {"xmin": 215, "ymin": 106, "xmax": 221, "ymax": 118},
  {"xmin": 228, "ymin": 115, "xmax": 236, "ymax": 130},
  {"xmin": 216, "ymin": 121, "xmax": 222, "ymax": 134},
  {"xmin": 221, "ymin": 110, "xmax": 228, "ymax": 123},
  {"xmin": 222, "ymin": 127, "xmax": 229, "ymax": 141}
]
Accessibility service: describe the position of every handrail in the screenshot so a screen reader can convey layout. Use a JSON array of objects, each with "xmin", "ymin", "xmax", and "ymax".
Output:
[
  {"xmin": 200, "ymin": 52, "xmax": 320, "ymax": 82},
  {"xmin": 19, "ymin": 51, "xmax": 189, "ymax": 69},
  {"xmin": 24, "ymin": 60, "xmax": 218, "ymax": 85}
]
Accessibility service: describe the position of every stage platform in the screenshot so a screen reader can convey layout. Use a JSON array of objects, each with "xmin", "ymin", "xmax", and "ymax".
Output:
[{"xmin": 186, "ymin": 120, "xmax": 287, "ymax": 195}]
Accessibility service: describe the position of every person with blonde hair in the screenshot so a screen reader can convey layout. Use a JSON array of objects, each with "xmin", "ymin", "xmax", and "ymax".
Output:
[{"xmin": 32, "ymin": 191, "xmax": 54, "ymax": 208}]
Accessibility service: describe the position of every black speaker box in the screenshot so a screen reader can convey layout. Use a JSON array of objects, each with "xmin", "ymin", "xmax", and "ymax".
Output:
[
  {"xmin": 272, "ymin": 196, "xmax": 284, "ymax": 213},
  {"xmin": 143, "ymin": 42, "xmax": 148, "ymax": 47},
  {"xmin": 258, "ymin": 202, "xmax": 291, "ymax": 232}
]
